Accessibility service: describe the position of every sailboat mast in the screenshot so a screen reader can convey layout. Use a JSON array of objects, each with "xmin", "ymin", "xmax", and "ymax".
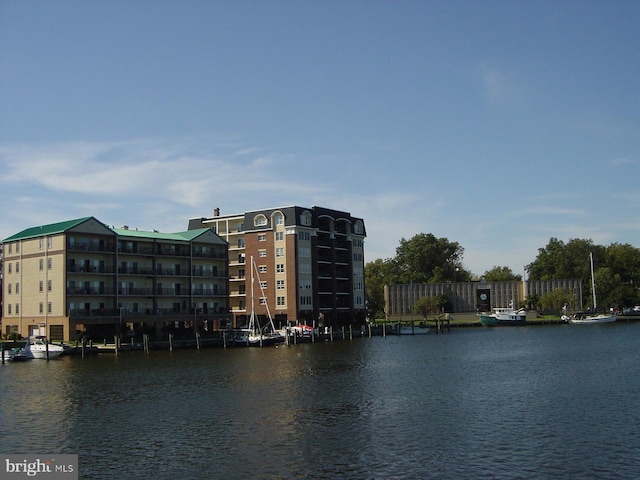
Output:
[
  {"xmin": 590, "ymin": 252, "xmax": 597, "ymax": 312},
  {"xmin": 250, "ymin": 255, "xmax": 256, "ymax": 331}
]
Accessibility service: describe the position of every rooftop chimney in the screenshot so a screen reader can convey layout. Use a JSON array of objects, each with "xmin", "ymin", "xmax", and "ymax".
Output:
[{"xmin": 214, "ymin": 208, "xmax": 220, "ymax": 217}]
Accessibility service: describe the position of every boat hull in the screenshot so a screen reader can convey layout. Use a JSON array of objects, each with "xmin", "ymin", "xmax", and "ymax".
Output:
[
  {"xmin": 480, "ymin": 315, "xmax": 527, "ymax": 326},
  {"xmin": 569, "ymin": 315, "xmax": 616, "ymax": 325},
  {"xmin": 30, "ymin": 347, "xmax": 64, "ymax": 359},
  {"xmin": 398, "ymin": 325, "xmax": 430, "ymax": 335}
]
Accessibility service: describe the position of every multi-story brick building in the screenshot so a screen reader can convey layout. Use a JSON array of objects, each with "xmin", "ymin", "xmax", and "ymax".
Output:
[
  {"xmin": 2, "ymin": 217, "xmax": 229, "ymax": 341},
  {"xmin": 188, "ymin": 206, "xmax": 366, "ymax": 329}
]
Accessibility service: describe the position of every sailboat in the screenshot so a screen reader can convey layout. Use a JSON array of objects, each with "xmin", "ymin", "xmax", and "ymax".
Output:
[
  {"xmin": 233, "ymin": 256, "xmax": 285, "ymax": 346},
  {"xmin": 569, "ymin": 252, "xmax": 617, "ymax": 325}
]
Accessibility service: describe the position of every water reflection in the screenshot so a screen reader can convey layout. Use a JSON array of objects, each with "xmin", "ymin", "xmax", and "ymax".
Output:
[{"xmin": 2, "ymin": 324, "xmax": 640, "ymax": 479}]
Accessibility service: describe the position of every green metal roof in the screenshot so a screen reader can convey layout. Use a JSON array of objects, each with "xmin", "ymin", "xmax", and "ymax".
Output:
[
  {"xmin": 111, "ymin": 227, "xmax": 225, "ymax": 244},
  {"xmin": 2, "ymin": 217, "xmax": 95, "ymax": 242},
  {"xmin": 3, "ymin": 218, "xmax": 226, "ymax": 245}
]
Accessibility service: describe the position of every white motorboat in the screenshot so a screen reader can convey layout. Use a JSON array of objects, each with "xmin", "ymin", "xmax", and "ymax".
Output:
[{"xmin": 28, "ymin": 336, "xmax": 65, "ymax": 359}]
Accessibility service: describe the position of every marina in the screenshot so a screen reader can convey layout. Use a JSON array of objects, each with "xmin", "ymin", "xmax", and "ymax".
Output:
[{"xmin": 1, "ymin": 322, "xmax": 639, "ymax": 479}]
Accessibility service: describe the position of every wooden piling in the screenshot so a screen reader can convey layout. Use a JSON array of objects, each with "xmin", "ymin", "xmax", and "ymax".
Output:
[
  {"xmin": 195, "ymin": 332, "xmax": 200, "ymax": 350},
  {"xmin": 114, "ymin": 335, "xmax": 119, "ymax": 356},
  {"xmin": 143, "ymin": 334, "xmax": 149, "ymax": 354},
  {"xmin": 169, "ymin": 333, "xmax": 173, "ymax": 352}
]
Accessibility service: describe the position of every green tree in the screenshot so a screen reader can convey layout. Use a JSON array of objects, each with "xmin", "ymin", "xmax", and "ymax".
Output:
[
  {"xmin": 364, "ymin": 258, "xmax": 397, "ymax": 320},
  {"xmin": 393, "ymin": 233, "xmax": 471, "ymax": 284},
  {"xmin": 539, "ymin": 289, "xmax": 577, "ymax": 314},
  {"xmin": 483, "ymin": 266, "xmax": 522, "ymax": 282},
  {"xmin": 413, "ymin": 296, "xmax": 439, "ymax": 320}
]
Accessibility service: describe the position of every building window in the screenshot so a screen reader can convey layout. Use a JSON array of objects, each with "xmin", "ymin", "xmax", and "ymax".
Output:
[
  {"xmin": 277, "ymin": 280, "xmax": 285, "ymax": 289},
  {"xmin": 275, "ymin": 232, "xmax": 284, "ymax": 241},
  {"xmin": 274, "ymin": 213, "xmax": 284, "ymax": 225},
  {"xmin": 48, "ymin": 258, "xmax": 52, "ymax": 269},
  {"xmin": 39, "ymin": 303, "xmax": 44, "ymax": 314},
  {"xmin": 258, "ymin": 250, "xmax": 267, "ymax": 258},
  {"xmin": 301, "ymin": 212, "xmax": 312, "ymax": 226},
  {"xmin": 39, "ymin": 281, "xmax": 44, "ymax": 293},
  {"xmin": 48, "ymin": 280, "xmax": 52, "ymax": 292},
  {"xmin": 276, "ymin": 248, "xmax": 284, "ymax": 257},
  {"xmin": 7, "ymin": 263, "xmax": 11, "ymax": 274},
  {"xmin": 276, "ymin": 264, "xmax": 284, "ymax": 274},
  {"xmin": 237, "ymin": 238, "xmax": 245, "ymax": 248},
  {"xmin": 48, "ymin": 302, "xmax": 52, "ymax": 314},
  {"xmin": 258, "ymin": 234, "xmax": 266, "ymax": 242},
  {"xmin": 7, "ymin": 305, "xmax": 11, "ymax": 315},
  {"xmin": 258, "ymin": 265, "xmax": 267, "ymax": 274},
  {"xmin": 259, "ymin": 297, "xmax": 267, "ymax": 305},
  {"xmin": 277, "ymin": 296, "xmax": 285, "ymax": 306},
  {"xmin": 39, "ymin": 238, "xmax": 44, "ymax": 249},
  {"xmin": 7, "ymin": 284, "xmax": 11, "ymax": 294},
  {"xmin": 259, "ymin": 281, "xmax": 267, "ymax": 290},
  {"xmin": 254, "ymin": 215, "xmax": 268, "ymax": 227},
  {"xmin": 39, "ymin": 259, "xmax": 44, "ymax": 271},
  {"xmin": 15, "ymin": 283, "xmax": 19, "ymax": 294},
  {"xmin": 16, "ymin": 262, "xmax": 19, "ymax": 273},
  {"xmin": 15, "ymin": 243, "xmax": 19, "ymax": 253},
  {"xmin": 47, "ymin": 237, "xmax": 52, "ymax": 248},
  {"xmin": 15, "ymin": 304, "xmax": 19, "ymax": 315}
]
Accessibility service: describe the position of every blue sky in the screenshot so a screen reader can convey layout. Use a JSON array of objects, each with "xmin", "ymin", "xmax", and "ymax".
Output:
[{"xmin": 1, "ymin": 1, "xmax": 639, "ymax": 276}]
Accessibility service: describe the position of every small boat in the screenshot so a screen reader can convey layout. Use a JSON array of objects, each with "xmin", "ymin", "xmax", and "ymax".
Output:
[
  {"xmin": 397, "ymin": 322, "xmax": 430, "ymax": 335},
  {"xmin": 568, "ymin": 312, "xmax": 616, "ymax": 325},
  {"xmin": 480, "ymin": 301, "xmax": 527, "ymax": 326},
  {"xmin": 8, "ymin": 341, "xmax": 34, "ymax": 361},
  {"xmin": 569, "ymin": 253, "xmax": 617, "ymax": 325},
  {"xmin": 28, "ymin": 336, "xmax": 65, "ymax": 359},
  {"xmin": 233, "ymin": 256, "xmax": 284, "ymax": 347}
]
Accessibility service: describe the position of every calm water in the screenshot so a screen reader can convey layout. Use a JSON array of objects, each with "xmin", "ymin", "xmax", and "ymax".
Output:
[{"xmin": 1, "ymin": 323, "xmax": 639, "ymax": 479}]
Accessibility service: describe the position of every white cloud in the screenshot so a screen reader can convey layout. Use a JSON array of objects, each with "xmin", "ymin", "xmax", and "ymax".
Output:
[{"xmin": 480, "ymin": 63, "xmax": 527, "ymax": 110}]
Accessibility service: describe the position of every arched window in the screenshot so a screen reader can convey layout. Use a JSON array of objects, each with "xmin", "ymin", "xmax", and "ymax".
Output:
[{"xmin": 254, "ymin": 214, "xmax": 268, "ymax": 227}]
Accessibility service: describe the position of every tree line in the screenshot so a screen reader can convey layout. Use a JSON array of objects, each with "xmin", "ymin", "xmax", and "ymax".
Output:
[{"xmin": 365, "ymin": 234, "xmax": 640, "ymax": 318}]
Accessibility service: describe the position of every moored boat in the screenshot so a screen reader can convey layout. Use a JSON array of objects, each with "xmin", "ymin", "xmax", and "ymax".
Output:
[
  {"xmin": 480, "ymin": 302, "xmax": 527, "ymax": 326},
  {"xmin": 28, "ymin": 336, "xmax": 65, "ymax": 359},
  {"xmin": 397, "ymin": 322, "xmax": 430, "ymax": 335},
  {"xmin": 569, "ymin": 253, "xmax": 617, "ymax": 325}
]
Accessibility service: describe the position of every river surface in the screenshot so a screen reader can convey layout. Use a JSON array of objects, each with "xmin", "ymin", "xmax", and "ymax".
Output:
[{"xmin": 1, "ymin": 323, "xmax": 639, "ymax": 479}]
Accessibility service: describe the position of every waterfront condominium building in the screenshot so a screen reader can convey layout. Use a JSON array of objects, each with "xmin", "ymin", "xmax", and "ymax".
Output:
[
  {"xmin": 1, "ymin": 217, "xmax": 230, "ymax": 341},
  {"xmin": 188, "ymin": 206, "xmax": 367, "ymax": 329}
]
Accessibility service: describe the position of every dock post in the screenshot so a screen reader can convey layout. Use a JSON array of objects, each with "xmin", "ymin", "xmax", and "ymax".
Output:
[
  {"xmin": 349, "ymin": 325, "xmax": 353, "ymax": 340},
  {"xmin": 143, "ymin": 334, "xmax": 149, "ymax": 354},
  {"xmin": 330, "ymin": 326, "xmax": 334, "ymax": 341},
  {"xmin": 169, "ymin": 333, "xmax": 173, "ymax": 352},
  {"xmin": 114, "ymin": 335, "xmax": 119, "ymax": 356},
  {"xmin": 222, "ymin": 332, "xmax": 227, "ymax": 349},
  {"xmin": 382, "ymin": 323, "xmax": 386, "ymax": 337},
  {"xmin": 1, "ymin": 344, "xmax": 5, "ymax": 364},
  {"xmin": 196, "ymin": 332, "xmax": 200, "ymax": 350}
]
